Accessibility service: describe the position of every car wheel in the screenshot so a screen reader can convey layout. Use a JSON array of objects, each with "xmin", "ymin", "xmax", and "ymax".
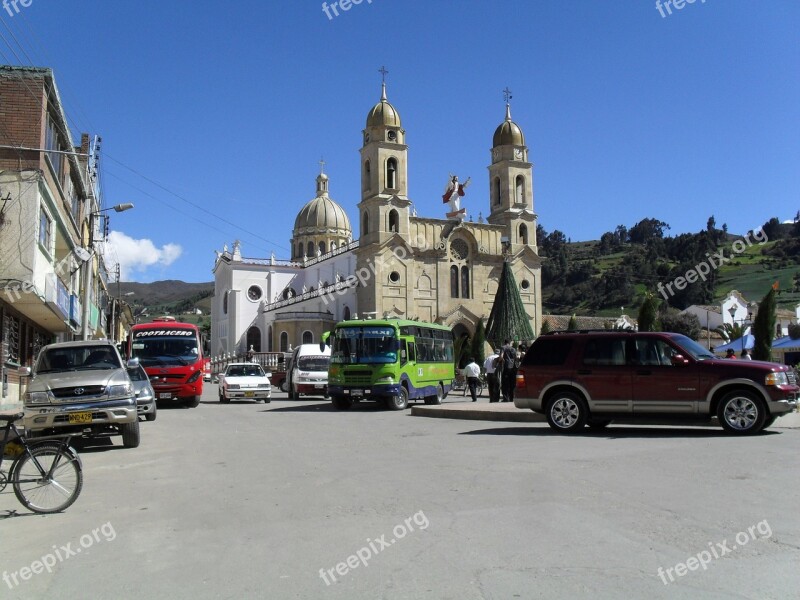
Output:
[
  {"xmin": 186, "ymin": 395, "xmax": 201, "ymax": 408},
  {"xmin": 718, "ymin": 390, "xmax": 766, "ymax": 435},
  {"xmin": 587, "ymin": 419, "xmax": 611, "ymax": 429},
  {"xmin": 763, "ymin": 415, "xmax": 777, "ymax": 429},
  {"xmin": 121, "ymin": 419, "xmax": 140, "ymax": 448},
  {"xmin": 387, "ymin": 386, "xmax": 409, "ymax": 410},
  {"xmin": 546, "ymin": 392, "xmax": 589, "ymax": 433},
  {"xmin": 332, "ymin": 396, "xmax": 352, "ymax": 410},
  {"xmin": 145, "ymin": 407, "xmax": 157, "ymax": 422},
  {"xmin": 280, "ymin": 380, "xmax": 289, "ymax": 393},
  {"xmin": 291, "ymin": 384, "xmax": 299, "ymax": 400}
]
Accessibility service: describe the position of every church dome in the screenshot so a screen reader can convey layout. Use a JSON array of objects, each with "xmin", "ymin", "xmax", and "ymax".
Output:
[
  {"xmin": 492, "ymin": 104, "xmax": 525, "ymax": 148},
  {"xmin": 366, "ymin": 83, "xmax": 401, "ymax": 128},
  {"xmin": 293, "ymin": 172, "xmax": 352, "ymax": 238}
]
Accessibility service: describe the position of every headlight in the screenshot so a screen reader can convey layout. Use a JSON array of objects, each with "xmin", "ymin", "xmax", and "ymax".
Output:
[
  {"xmin": 765, "ymin": 372, "xmax": 789, "ymax": 386},
  {"xmin": 138, "ymin": 388, "xmax": 154, "ymax": 401},
  {"xmin": 107, "ymin": 383, "xmax": 133, "ymax": 397},
  {"xmin": 257, "ymin": 383, "xmax": 270, "ymax": 388},
  {"xmin": 375, "ymin": 376, "xmax": 394, "ymax": 384},
  {"xmin": 227, "ymin": 384, "xmax": 240, "ymax": 390},
  {"xmin": 187, "ymin": 370, "xmax": 202, "ymax": 383},
  {"xmin": 25, "ymin": 391, "xmax": 50, "ymax": 404}
]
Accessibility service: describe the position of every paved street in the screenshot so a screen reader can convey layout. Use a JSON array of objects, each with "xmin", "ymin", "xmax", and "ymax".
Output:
[{"xmin": 2, "ymin": 384, "xmax": 799, "ymax": 599}]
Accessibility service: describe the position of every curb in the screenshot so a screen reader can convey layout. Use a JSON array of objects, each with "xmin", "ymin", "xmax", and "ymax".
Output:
[{"xmin": 411, "ymin": 402, "xmax": 800, "ymax": 429}]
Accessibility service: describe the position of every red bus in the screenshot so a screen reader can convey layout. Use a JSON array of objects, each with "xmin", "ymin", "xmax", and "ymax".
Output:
[{"xmin": 128, "ymin": 317, "xmax": 204, "ymax": 407}]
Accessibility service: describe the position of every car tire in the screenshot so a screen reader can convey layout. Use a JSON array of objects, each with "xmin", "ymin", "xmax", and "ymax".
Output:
[
  {"xmin": 718, "ymin": 390, "xmax": 767, "ymax": 435},
  {"xmin": 387, "ymin": 386, "xmax": 409, "ymax": 410},
  {"xmin": 763, "ymin": 415, "xmax": 777, "ymax": 429},
  {"xmin": 291, "ymin": 384, "xmax": 299, "ymax": 401},
  {"xmin": 186, "ymin": 396, "xmax": 201, "ymax": 408},
  {"xmin": 280, "ymin": 381, "xmax": 289, "ymax": 393},
  {"xmin": 424, "ymin": 384, "xmax": 444, "ymax": 405},
  {"xmin": 588, "ymin": 419, "xmax": 611, "ymax": 429},
  {"xmin": 121, "ymin": 419, "xmax": 140, "ymax": 448},
  {"xmin": 145, "ymin": 407, "xmax": 157, "ymax": 422},
  {"xmin": 546, "ymin": 392, "xmax": 589, "ymax": 433},
  {"xmin": 332, "ymin": 396, "xmax": 352, "ymax": 410}
]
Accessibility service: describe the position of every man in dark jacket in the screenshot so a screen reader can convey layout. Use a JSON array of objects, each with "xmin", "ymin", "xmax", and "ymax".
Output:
[{"xmin": 500, "ymin": 340, "xmax": 518, "ymax": 402}]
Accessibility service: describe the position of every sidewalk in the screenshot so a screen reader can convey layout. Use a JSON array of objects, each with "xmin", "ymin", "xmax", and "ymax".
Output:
[{"xmin": 411, "ymin": 400, "xmax": 800, "ymax": 429}]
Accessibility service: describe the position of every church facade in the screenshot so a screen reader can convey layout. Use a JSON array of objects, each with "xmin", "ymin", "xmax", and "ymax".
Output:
[{"xmin": 211, "ymin": 82, "xmax": 542, "ymax": 356}]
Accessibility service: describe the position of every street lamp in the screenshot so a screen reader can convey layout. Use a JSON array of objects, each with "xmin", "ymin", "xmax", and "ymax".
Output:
[{"xmin": 82, "ymin": 203, "xmax": 134, "ymax": 340}]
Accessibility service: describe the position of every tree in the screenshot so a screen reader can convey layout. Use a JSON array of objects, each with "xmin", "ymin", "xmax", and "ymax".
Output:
[
  {"xmin": 714, "ymin": 323, "xmax": 748, "ymax": 343},
  {"xmin": 752, "ymin": 288, "xmax": 777, "ymax": 361},
  {"xmin": 628, "ymin": 218, "xmax": 670, "ymax": 245},
  {"xmin": 660, "ymin": 310, "xmax": 702, "ymax": 340},
  {"xmin": 540, "ymin": 320, "xmax": 551, "ymax": 335},
  {"xmin": 637, "ymin": 294, "xmax": 660, "ymax": 332},
  {"xmin": 470, "ymin": 318, "xmax": 487, "ymax": 367},
  {"xmin": 789, "ymin": 323, "xmax": 800, "ymax": 339},
  {"xmin": 567, "ymin": 315, "xmax": 577, "ymax": 331}
]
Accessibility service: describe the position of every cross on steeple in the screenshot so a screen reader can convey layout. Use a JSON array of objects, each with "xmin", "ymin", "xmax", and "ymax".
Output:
[
  {"xmin": 503, "ymin": 87, "xmax": 513, "ymax": 104},
  {"xmin": 319, "ymin": 157, "xmax": 326, "ymax": 174},
  {"xmin": 379, "ymin": 66, "xmax": 389, "ymax": 83}
]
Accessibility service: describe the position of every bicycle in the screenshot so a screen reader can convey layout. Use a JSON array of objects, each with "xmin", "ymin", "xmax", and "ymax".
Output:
[
  {"xmin": 452, "ymin": 371, "xmax": 485, "ymax": 398},
  {"xmin": 0, "ymin": 412, "xmax": 83, "ymax": 514}
]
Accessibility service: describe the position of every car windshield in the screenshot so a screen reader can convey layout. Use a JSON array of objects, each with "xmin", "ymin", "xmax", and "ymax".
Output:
[
  {"xmin": 131, "ymin": 335, "xmax": 199, "ymax": 367},
  {"xmin": 672, "ymin": 335, "xmax": 716, "ymax": 361},
  {"xmin": 37, "ymin": 346, "xmax": 121, "ymax": 373},
  {"xmin": 297, "ymin": 356, "xmax": 330, "ymax": 372},
  {"xmin": 331, "ymin": 326, "xmax": 398, "ymax": 364},
  {"xmin": 226, "ymin": 365, "xmax": 265, "ymax": 377}
]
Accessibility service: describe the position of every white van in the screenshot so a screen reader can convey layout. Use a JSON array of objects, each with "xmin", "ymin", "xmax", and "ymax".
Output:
[{"xmin": 287, "ymin": 344, "xmax": 331, "ymax": 399}]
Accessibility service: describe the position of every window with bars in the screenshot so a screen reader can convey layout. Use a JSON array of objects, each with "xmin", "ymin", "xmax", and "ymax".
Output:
[{"xmin": 2, "ymin": 313, "xmax": 21, "ymax": 365}]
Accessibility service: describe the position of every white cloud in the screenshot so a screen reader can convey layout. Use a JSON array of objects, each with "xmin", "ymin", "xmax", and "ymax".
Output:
[{"xmin": 102, "ymin": 231, "xmax": 183, "ymax": 280}]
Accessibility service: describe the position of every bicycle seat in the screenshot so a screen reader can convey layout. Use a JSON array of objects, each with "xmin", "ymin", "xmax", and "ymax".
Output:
[{"xmin": 0, "ymin": 412, "xmax": 25, "ymax": 423}]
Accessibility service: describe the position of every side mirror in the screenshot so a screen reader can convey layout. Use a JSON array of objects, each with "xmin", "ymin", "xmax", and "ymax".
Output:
[
  {"xmin": 670, "ymin": 354, "xmax": 689, "ymax": 366},
  {"xmin": 18, "ymin": 366, "xmax": 31, "ymax": 377},
  {"xmin": 265, "ymin": 371, "xmax": 272, "ymax": 378},
  {"xmin": 126, "ymin": 357, "xmax": 140, "ymax": 368}
]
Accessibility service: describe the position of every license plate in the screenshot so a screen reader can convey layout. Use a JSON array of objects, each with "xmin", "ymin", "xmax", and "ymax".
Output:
[
  {"xmin": 68, "ymin": 411, "xmax": 92, "ymax": 424},
  {"xmin": 351, "ymin": 389, "xmax": 363, "ymax": 397},
  {"xmin": 159, "ymin": 393, "xmax": 172, "ymax": 399},
  {"xmin": 244, "ymin": 391, "xmax": 255, "ymax": 398},
  {"xmin": 314, "ymin": 384, "xmax": 324, "ymax": 389}
]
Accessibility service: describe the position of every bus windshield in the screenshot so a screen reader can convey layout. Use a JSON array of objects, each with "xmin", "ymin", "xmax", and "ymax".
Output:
[
  {"xmin": 131, "ymin": 335, "xmax": 200, "ymax": 367},
  {"xmin": 331, "ymin": 326, "xmax": 398, "ymax": 364}
]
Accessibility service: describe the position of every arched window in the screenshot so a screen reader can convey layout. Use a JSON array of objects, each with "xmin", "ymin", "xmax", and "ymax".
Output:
[
  {"xmin": 461, "ymin": 266, "xmax": 470, "ymax": 299},
  {"xmin": 307, "ymin": 241, "xmax": 314, "ymax": 257},
  {"xmin": 386, "ymin": 158, "xmax": 397, "ymax": 189},
  {"xmin": 494, "ymin": 178, "xmax": 501, "ymax": 205},
  {"xmin": 388, "ymin": 209, "xmax": 399, "ymax": 233},
  {"xmin": 268, "ymin": 326, "xmax": 273, "ymax": 351},
  {"xmin": 302, "ymin": 331, "xmax": 313, "ymax": 344},
  {"xmin": 330, "ymin": 241, "xmax": 337, "ymax": 251},
  {"xmin": 319, "ymin": 241, "xmax": 326, "ymax": 255},
  {"xmin": 280, "ymin": 332, "xmax": 289, "ymax": 352},
  {"xmin": 516, "ymin": 175, "xmax": 525, "ymax": 205},
  {"xmin": 450, "ymin": 265, "xmax": 459, "ymax": 298},
  {"xmin": 296, "ymin": 243, "xmax": 303, "ymax": 259},
  {"xmin": 343, "ymin": 306, "xmax": 351, "ymax": 320},
  {"xmin": 364, "ymin": 160, "xmax": 371, "ymax": 191},
  {"xmin": 246, "ymin": 327, "xmax": 261, "ymax": 352},
  {"xmin": 362, "ymin": 212, "xmax": 369, "ymax": 235},
  {"xmin": 519, "ymin": 223, "xmax": 528, "ymax": 244}
]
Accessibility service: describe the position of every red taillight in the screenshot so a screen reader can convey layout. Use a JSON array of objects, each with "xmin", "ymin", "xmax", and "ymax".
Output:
[{"xmin": 515, "ymin": 371, "xmax": 525, "ymax": 388}]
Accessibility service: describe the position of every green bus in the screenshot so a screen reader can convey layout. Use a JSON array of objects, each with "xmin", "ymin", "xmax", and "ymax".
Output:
[{"xmin": 326, "ymin": 318, "xmax": 456, "ymax": 410}]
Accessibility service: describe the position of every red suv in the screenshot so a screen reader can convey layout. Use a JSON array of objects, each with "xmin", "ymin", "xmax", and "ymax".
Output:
[{"xmin": 514, "ymin": 331, "xmax": 798, "ymax": 434}]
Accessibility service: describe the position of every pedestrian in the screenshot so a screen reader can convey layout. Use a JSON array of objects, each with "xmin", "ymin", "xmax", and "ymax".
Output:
[
  {"xmin": 484, "ymin": 348, "xmax": 501, "ymax": 403},
  {"xmin": 741, "ymin": 349, "xmax": 752, "ymax": 360},
  {"xmin": 500, "ymin": 339, "xmax": 518, "ymax": 402},
  {"xmin": 463, "ymin": 356, "xmax": 481, "ymax": 402},
  {"xmin": 725, "ymin": 349, "xmax": 737, "ymax": 359}
]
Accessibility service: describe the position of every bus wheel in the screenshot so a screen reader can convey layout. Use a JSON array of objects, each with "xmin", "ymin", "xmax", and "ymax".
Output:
[
  {"xmin": 186, "ymin": 396, "xmax": 200, "ymax": 408},
  {"xmin": 387, "ymin": 387, "xmax": 409, "ymax": 410},
  {"xmin": 332, "ymin": 396, "xmax": 352, "ymax": 410},
  {"xmin": 424, "ymin": 384, "xmax": 444, "ymax": 405}
]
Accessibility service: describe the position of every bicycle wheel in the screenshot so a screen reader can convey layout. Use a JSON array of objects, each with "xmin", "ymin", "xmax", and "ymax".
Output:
[{"xmin": 12, "ymin": 443, "xmax": 83, "ymax": 514}]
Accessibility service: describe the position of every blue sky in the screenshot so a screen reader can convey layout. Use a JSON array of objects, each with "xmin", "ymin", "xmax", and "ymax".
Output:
[{"xmin": 2, "ymin": 0, "xmax": 798, "ymax": 282}]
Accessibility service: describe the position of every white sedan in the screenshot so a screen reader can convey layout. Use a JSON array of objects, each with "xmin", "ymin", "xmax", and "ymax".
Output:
[{"xmin": 218, "ymin": 363, "xmax": 272, "ymax": 403}]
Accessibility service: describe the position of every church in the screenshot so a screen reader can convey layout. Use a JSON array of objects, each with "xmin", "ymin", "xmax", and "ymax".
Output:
[{"xmin": 211, "ymin": 81, "xmax": 543, "ymax": 357}]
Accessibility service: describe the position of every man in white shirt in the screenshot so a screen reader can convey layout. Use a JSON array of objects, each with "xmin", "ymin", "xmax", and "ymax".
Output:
[
  {"xmin": 463, "ymin": 357, "xmax": 481, "ymax": 402},
  {"xmin": 483, "ymin": 349, "xmax": 501, "ymax": 403}
]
